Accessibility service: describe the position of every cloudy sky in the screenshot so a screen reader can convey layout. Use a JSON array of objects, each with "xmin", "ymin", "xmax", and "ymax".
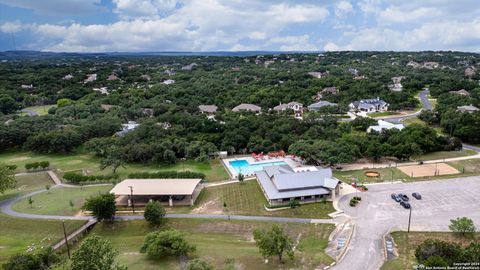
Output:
[{"xmin": 1, "ymin": 0, "xmax": 479, "ymax": 52}]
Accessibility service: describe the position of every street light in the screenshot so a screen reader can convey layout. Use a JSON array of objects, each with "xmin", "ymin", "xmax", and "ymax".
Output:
[{"xmin": 128, "ymin": 185, "xmax": 135, "ymax": 214}]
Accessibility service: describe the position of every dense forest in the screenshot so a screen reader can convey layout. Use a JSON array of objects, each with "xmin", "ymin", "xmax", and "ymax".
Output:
[{"xmin": 0, "ymin": 51, "xmax": 479, "ymax": 166}]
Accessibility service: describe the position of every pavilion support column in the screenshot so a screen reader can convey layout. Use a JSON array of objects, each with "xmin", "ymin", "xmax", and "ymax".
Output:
[
  {"xmin": 330, "ymin": 189, "xmax": 336, "ymax": 201},
  {"xmin": 190, "ymin": 195, "xmax": 194, "ymax": 206},
  {"xmin": 169, "ymin": 196, "xmax": 173, "ymax": 207}
]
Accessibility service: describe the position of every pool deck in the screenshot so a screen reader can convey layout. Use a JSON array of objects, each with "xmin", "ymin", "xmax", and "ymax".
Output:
[{"xmin": 222, "ymin": 156, "xmax": 303, "ymax": 179}]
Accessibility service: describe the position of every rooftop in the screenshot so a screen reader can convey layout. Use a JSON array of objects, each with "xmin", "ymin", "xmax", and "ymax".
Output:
[{"xmin": 110, "ymin": 179, "xmax": 202, "ymax": 196}]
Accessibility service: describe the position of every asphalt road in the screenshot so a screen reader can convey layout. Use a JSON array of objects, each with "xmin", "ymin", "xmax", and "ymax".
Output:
[
  {"xmin": 377, "ymin": 89, "xmax": 432, "ymax": 123},
  {"xmin": 333, "ymin": 176, "xmax": 480, "ymax": 270}
]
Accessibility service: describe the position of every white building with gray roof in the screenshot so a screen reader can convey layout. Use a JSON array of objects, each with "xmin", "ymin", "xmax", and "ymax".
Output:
[
  {"xmin": 232, "ymin": 103, "xmax": 261, "ymax": 113},
  {"xmin": 255, "ymin": 165, "xmax": 339, "ymax": 205},
  {"xmin": 349, "ymin": 97, "xmax": 389, "ymax": 112}
]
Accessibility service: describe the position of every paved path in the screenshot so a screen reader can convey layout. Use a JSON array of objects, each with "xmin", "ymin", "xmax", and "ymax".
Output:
[{"xmin": 332, "ymin": 176, "xmax": 480, "ymax": 270}]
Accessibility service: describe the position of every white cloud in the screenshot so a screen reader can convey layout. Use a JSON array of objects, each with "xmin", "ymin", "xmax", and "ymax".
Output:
[
  {"xmin": 335, "ymin": 1, "xmax": 353, "ymax": 17},
  {"xmin": 0, "ymin": 21, "xmax": 28, "ymax": 33},
  {"xmin": 269, "ymin": 35, "xmax": 318, "ymax": 51},
  {"xmin": 0, "ymin": 0, "xmax": 101, "ymax": 16},
  {"xmin": 2, "ymin": 0, "xmax": 329, "ymax": 52},
  {"xmin": 112, "ymin": 0, "xmax": 178, "ymax": 19}
]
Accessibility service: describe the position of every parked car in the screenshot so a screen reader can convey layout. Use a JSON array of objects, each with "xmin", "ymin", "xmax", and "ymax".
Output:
[
  {"xmin": 412, "ymin": 192, "xmax": 422, "ymax": 200},
  {"xmin": 398, "ymin": 193, "xmax": 409, "ymax": 201},
  {"xmin": 391, "ymin": 193, "xmax": 401, "ymax": 202},
  {"xmin": 400, "ymin": 201, "xmax": 411, "ymax": 209}
]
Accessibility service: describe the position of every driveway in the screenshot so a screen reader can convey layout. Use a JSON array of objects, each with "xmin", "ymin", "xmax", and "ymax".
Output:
[{"xmin": 333, "ymin": 176, "xmax": 480, "ymax": 270}]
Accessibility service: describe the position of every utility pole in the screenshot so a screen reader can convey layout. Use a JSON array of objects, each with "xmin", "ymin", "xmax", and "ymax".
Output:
[
  {"xmin": 407, "ymin": 207, "xmax": 412, "ymax": 233},
  {"xmin": 62, "ymin": 220, "xmax": 71, "ymax": 259},
  {"xmin": 128, "ymin": 186, "xmax": 135, "ymax": 213}
]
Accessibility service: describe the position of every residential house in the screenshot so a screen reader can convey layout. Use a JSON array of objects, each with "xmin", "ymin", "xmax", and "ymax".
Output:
[
  {"xmin": 93, "ymin": 87, "xmax": 109, "ymax": 95},
  {"xmin": 423, "ymin": 62, "xmax": 439, "ymax": 69},
  {"xmin": 20, "ymin": 84, "xmax": 34, "ymax": 90},
  {"xmin": 101, "ymin": 104, "xmax": 118, "ymax": 111},
  {"xmin": 457, "ymin": 105, "xmax": 479, "ymax": 113},
  {"xmin": 232, "ymin": 103, "xmax": 261, "ymax": 113},
  {"xmin": 314, "ymin": 86, "xmax": 339, "ymax": 101},
  {"xmin": 273, "ymin": 102, "xmax": 303, "ymax": 118},
  {"xmin": 198, "ymin": 105, "xmax": 218, "ymax": 115},
  {"xmin": 107, "ymin": 74, "xmax": 119, "ymax": 81},
  {"xmin": 308, "ymin": 101, "xmax": 338, "ymax": 111},
  {"xmin": 115, "ymin": 121, "xmax": 140, "ymax": 137},
  {"xmin": 389, "ymin": 76, "xmax": 406, "ymax": 92},
  {"xmin": 367, "ymin": 120, "xmax": 404, "ymax": 133},
  {"xmin": 63, "ymin": 74, "xmax": 74, "ymax": 80},
  {"xmin": 406, "ymin": 61, "xmax": 421, "ymax": 68},
  {"xmin": 84, "ymin": 74, "xmax": 97, "ymax": 83},
  {"xmin": 449, "ymin": 89, "xmax": 470, "ymax": 96},
  {"xmin": 181, "ymin": 63, "xmax": 198, "ymax": 71},
  {"xmin": 308, "ymin": 71, "xmax": 329, "ymax": 79},
  {"xmin": 349, "ymin": 98, "xmax": 389, "ymax": 112},
  {"xmin": 141, "ymin": 108, "xmax": 154, "ymax": 117},
  {"xmin": 465, "ymin": 67, "xmax": 476, "ymax": 77},
  {"xmin": 140, "ymin": 74, "xmax": 151, "ymax": 81},
  {"xmin": 255, "ymin": 165, "xmax": 340, "ymax": 205},
  {"xmin": 164, "ymin": 69, "xmax": 176, "ymax": 76},
  {"xmin": 162, "ymin": 79, "xmax": 175, "ymax": 85}
]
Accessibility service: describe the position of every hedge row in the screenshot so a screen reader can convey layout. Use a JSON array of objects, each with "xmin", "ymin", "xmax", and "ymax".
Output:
[
  {"xmin": 127, "ymin": 171, "xmax": 205, "ymax": 179},
  {"xmin": 63, "ymin": 172, "xmax": 119, "ymax": 183},
  {"xmin": 25, "ymin": 161, "xmax": 50, "ymax": 170}
]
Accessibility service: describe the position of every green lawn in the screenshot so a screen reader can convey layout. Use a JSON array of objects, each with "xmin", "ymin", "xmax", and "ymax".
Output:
[
  {"xmin": 334, "ymin": 167, "xmax": 410, "ymax": 184},
  {"xmin": 0, "ymin": 214, "xmax": 85, "ymax": 264},
  {"xmin": 193, "ymin": 180, "xmax": 335, "ymax": 218},
  {"xmin": 401, "ymin": 117, "xmax": 426, "ymax": 126},
  {"xmin": 64, "ymin": 219, "xmax": 334, "ymax": 270},
  {"xmin": 412, "ymin": 149, "xmax": 477, "ymax": 161},
  {"xmin": 367, "ymin": 111, "xmax": 398, "ymax": 118},
  {"xmin": 381, "ymin": 231, "xmax": 479, "ymax": 270},
  {"xmin": 0, "ymin": 151, "xmax": 229, "ymax": 182},
  {"xmin": 12, "ymin": 185, "xmax": 112, "ymax": 216},
  {"xmin": 449, "ymin": 158, "xmax": 480, "ymax": 174},
  {"xmin": 0, "ymin": 172, "xmax": 54, "ymax": 202},
  {"xmin": 24, "ymin": 105, "xmax": 57, "ymax": 116}
]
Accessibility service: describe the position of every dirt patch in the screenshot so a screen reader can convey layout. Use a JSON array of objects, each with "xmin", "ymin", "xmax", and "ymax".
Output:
[
  {"xmin": 66, "ymin": 160, "xmax": 83, "ymax": 165},
  {"xmin": 191, "ymin": 198, "xmax": 223, "ymax": 214},
  {"xmin": 398, "ymin": 163, "xmax": 459, "ymax": 177},
  {"xmin": 365, "ymin": 170, "xmax": 380, "ymax": 177}
]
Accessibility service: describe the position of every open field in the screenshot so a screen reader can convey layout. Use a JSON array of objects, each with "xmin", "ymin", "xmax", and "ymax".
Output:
[
  {"xmin": 449, "ymin": 158, "xmax": 480, "ymax": 174},
  {"xmin": 397, "ymin": 163, "xmax": 459, "ymax": 178},
  {"xmin": 334, "ymin": 167, "xmax": 409, "ymax": 184},
  {"xmin": 12, "ymin": 185, "xmax": 112, "ymax": 216},
  {"xmin": 0, "ymin": 151, "xmax": 229, "ymax": 182},
  {"xmin": 413, "ymin": 149, "xmax": 477, "ymax": 161},
  {"xmin": 381, "ymin": 231, "xmax": 480, "ymax": 270},
  {"xmin": 0, "ymin": 214, "xmax": 85, "ymax": 265},
  {"xmin": 192, "ymin": 180, "xmax": 335, "ymax": 218},
  {"xmin": 0, "ymin": 172, "xmax": 54, "ymax": 202},
  {"xmin": 24, "ymin": 105, "xmax": 57, "ymax": 116},
  {"xmin": 66, "ymin": 219, "xmax": 334, "ymax": 270}
]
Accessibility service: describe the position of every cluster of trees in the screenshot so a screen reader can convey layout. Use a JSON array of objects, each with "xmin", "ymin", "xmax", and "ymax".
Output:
[
  {"xmin": 0, "ymin": 164, "xmax": 15, "ymax": 194},
  {"xmin": 24, "ymin": 161, "xmax": 50, "ymax": 171},
  {"xmin": 415, "ymin": 240, "xmax": 479, "ymax": 267}
]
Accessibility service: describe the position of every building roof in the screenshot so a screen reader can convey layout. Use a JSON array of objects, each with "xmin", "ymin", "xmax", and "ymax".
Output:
[
  {"xmin": 308, "ymin": 101, "xmax": 337, "ymax": 110},
  {"xmin": 368, "ymin": 120, "xmax": 404, "ymax": 133},
  {"xmin": 232, "ymin": 103, "xmax": 261, "ymax": 112},
  {"xmin": 457, "ymin": 105, "xmax": 479, "ymax": 111},
  {"xmin": 198, "ymin": 105, "xmax": 218, "ymax": 113},
  {"xmin": 110, "ymin": 179, "xmax": 202, "ymax": 196},
  {"xmin": 450, "ymin": 89, "xmax": 470, "ymax": 96},
  {"xmin": 350, "ymin": 98, "xmax": 388, "ymax": 110},
  {"xmin": 273, "ymin": 102, "xmax": 302, "ymax": 111},
  {"xmin": 255, "ymin": 165, "xmax": 339, "ymax": 200}
]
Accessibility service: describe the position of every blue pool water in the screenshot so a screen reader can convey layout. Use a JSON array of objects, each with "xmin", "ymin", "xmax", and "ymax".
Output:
[{"xmin": 229, "ymin": 159, "xmax": 287, "ymax": 175}]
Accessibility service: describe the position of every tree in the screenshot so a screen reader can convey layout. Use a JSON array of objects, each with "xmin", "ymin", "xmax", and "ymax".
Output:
[
  {"xmin": 100, "ymin": 146, "xmax": 126, "ymax": 174},
  {"xmin": 289, "ymin": 199, "xmax": 300, "ymax": 209},
  {"xmin": 39, "ymin": 161, "xmax": 50, "ymax": 170},
  {"xmin": 186, "ymin": 258, "xmax": 215, "ymax": 270},
  {"xmin": 0, "ymin": 94, "xmax": 17, "ymax": 114},
  {"xmin": 449, "ymin": 217, "xmax": 476, "ymax": 237},
  {"xmin": 56, "ymin": 98, "xmax": 73, "ymax": 108},
  {"xmin": 253, "ymin": 225, "xmax": 294, "ymax": 263},
  {"xmin": 28, "ymin": 197, "xmax": 34, "ymax": 208},
  {"xmin": 144, "ymin": 200, "xmax": 166, "ymax": 226},
  {"xmin": 71, "ymin": 235, "xmax": 126, "ymax": 270},
  {"xmin": 83, "ymin": 193, "xmax": 116, "ymax": 221},
  {"xmin": 0, "ymin": 164, "xmax": 16, "ymax": 194},
  {"xmin": 415, "ymin": 239, "xmax": 462, "ymax": 266},
  {"xmin": 140, "ymin": 229, "xmax": 196, "ymax": 259},
  {"xmin": 2, "ymin": 247, "xmax": 59, "ymax": 270},
  {"xmin": 45, "ymin": 185, "xmax": 50, "ymax": 193}
]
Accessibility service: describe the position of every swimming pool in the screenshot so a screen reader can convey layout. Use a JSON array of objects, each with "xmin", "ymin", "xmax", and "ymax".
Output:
[{"xmin": 229, "ymin": 159, "xmax": 288, "ymax": 175}]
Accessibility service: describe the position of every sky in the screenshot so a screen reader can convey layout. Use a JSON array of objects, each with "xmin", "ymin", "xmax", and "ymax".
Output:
[{"xmin": 0, "ymin": 0, "xmax": 479, "ymax": 52}]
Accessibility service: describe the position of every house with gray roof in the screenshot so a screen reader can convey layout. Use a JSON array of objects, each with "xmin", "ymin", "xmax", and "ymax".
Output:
[
  {"xmin": 308, "ymin": 101, "xmax": 338, "ymax": 111},
  {"xmin": 255, "ymin": 165, "xmax": 340, "ymax": 205},
  {"xmin": 349, "ymin": 97, "xmax": 389, "ymax": 112},
  {"xmin": 232, "ymin": 103, "xmax": 261, "ymax": 113},
  {"xmin": 273, "ymin": 102, "xmax": 303, "ymax": 118},
  {"xmin": 457, "ymin": 105, "xmax": 479, "ymax": 113},
  {"xmin": 198, "ymin": 105, "xmax": 218, "ymax": 114}
]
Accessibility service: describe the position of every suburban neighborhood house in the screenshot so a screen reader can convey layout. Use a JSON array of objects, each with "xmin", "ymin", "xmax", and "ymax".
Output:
[
  {"xmin": 349, "ymin": 97, "xmax": 389, "ymax": 112},
  {"xmin": 273, "ymin": 102, "xmax": 303, "ymax": 118},
  {"xmin": 449, "ymin": 89, "xmax": 470, "ymax": 96},
  {"xmin": 115, "ymin": 121, "xmax": 139, "ymax": 137},
  {"xmin": 308, "ymin": 101, "xmax": 338, "ymax": 111},
  {"xmin": 232, "ymin": 103, "xmax": 261, "ymax": 113},
  {"xmin": 255, "ymin": 165, "xmax": 340, "ymax": 205},
  {"xmin": 110, "ymin": 178, "xmax": 203, "ymax": 206},
  {"xmin": 457, "ymin": 104, "xmax": 479, "ymax": 113},
  {"xmin": 308, "ymin": 71, "xmax": 329, "ymax": 79},
  {"xmin": 198, "ymin": 104, "xmax": 218, "ymax": 115},
  {"xmin": 389, "ymin": 76, "xmax": 406, "ymax": 92},
  {"xmin": 367, "ymin": 120, "xmax": 405, "ymax": 133}
]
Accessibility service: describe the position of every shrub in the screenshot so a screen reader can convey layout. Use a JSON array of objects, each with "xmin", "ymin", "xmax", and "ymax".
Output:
[
  {"xmin": 25, "ymin": 163, "xmax": 32, "ymax": 170},
  {"xmin": 63, "ymin": 172, "xmax": 118, "ymax": 183},
  {"xmin": 39, "ymin": 161, "xmax": 50, "ymax": 169},
  {"xmin": 144, "ymin": 201, "xmax": 166, "ymax": 226},
  {"xmin": 31, "ymin": 162, "xmax": 40, "ymax": 169},
  {"xmin": 140, "ymin": 229, "xmax": 196, "ymax": 259}
]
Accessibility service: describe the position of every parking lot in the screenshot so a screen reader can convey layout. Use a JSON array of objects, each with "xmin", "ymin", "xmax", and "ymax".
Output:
[{"xmin": 335, "ymin": 176, "xmax": 480, "ymax": 270}]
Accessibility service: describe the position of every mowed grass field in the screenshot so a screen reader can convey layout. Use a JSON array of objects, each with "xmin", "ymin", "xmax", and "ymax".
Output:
[
  {"xmin": 12, "ymin": 185, "xmax": 112, "ymax": 216},
  {"xmin": 334, "ymin": 167, "xmax": 409, "ymax": 184},
  {"xmin": 0, "ymin": 172, "xmax": 54, "ymax": 202},
  {"xmin": 412, "ymin": 149, "xmax": 477, "ymax": 161},
  {"xmin": 381, "ymin": 231, "xmax": 480, "ymax": 270},
  {"xmin": 70, "ymin": 219, "xmax": 335, "ymax": 270},
  {"xmin": 192, "ymin": 180, "xmax": 335, "ymax": 218},
  {"xmin": 23, "ymin": 105, "xmax": 57, "ymax": 116},
  {"xmin": 0, "ymin": 214, "xmax": 85, "ymax": 265},
  {"xmin": 0, "ymin": 151, "xmax": 230, "ymax": 182}
]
